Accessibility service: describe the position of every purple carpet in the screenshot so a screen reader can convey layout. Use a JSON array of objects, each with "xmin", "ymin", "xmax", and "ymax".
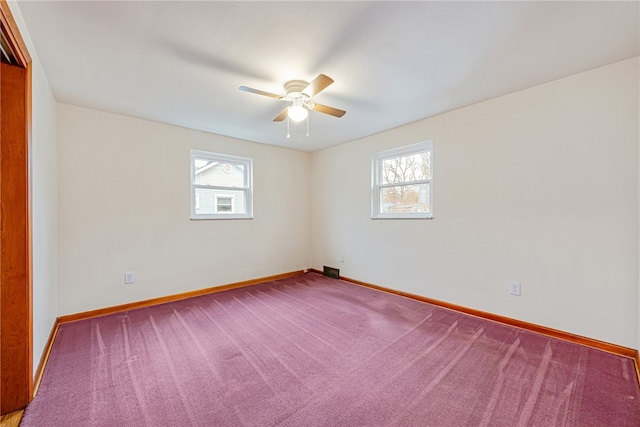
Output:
[{"xmin": 22, "ymin": 273, "xmax": 640, "ymax": 426}]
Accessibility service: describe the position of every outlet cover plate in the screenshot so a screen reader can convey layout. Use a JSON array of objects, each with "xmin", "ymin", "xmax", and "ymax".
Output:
[{"xmin": 509, "ymin": 281, "xmax": 521, "ymax": 296}]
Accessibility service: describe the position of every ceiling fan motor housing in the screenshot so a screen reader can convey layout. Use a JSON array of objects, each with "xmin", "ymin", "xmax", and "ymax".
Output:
[{"xmin": 284, "ymin": 80, "xmax": 310, "ymax": 100}]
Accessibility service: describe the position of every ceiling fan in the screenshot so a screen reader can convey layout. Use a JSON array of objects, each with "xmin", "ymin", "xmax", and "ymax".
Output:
[{"xmin": 239, "ymin": 74, "xmax": 346, "ymax": 123}]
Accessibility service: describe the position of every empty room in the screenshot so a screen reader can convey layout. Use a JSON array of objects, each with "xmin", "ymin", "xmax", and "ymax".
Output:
[{"xmin": 1, "ymin": 1, "xmax": 639, "ymax": 426}]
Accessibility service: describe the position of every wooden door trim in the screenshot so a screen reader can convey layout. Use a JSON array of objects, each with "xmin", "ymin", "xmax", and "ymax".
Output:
[
  {"xmin": 0, "ymin": 0, "xmax": 31, "ymax": 67},
  {"xmin": 0, "ymin": 0, "xmax": 33, "ymax": 415}
]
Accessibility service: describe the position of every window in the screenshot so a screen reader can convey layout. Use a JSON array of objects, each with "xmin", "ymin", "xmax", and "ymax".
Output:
[
  {"xmin": 191, "ymin": 150, "xmax": 253, "ymax": 219},
  {"xmin": 215, "ymin": 195, "xmax": 233, "ymax": 212},
  {"xmin": 372, "ymin": 141, "xmax": 432, "ymax": 219}
]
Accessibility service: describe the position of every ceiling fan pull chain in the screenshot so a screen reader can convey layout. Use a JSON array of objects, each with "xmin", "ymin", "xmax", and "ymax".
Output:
[
  {"xmin": 286, "ymin": 115, "xmax": 291, "ymax": 139},
  {"xmin": 306, "ymin": 114, "xmax": 309, "ymax": 137}
]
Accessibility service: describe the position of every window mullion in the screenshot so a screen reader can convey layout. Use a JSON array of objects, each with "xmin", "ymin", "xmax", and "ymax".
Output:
[
  {"xmin": 377, "ymin": 179, "xmax": 430, "ymax": 188},
  {"xmin": 193, "ymin": 184, "xmax": 248, "ymax": 191}
]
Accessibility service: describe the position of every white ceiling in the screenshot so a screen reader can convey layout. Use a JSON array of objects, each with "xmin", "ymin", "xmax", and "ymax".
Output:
[{"xmin": 17, "ymin": 1, "xmax": 640, "ymax": 152}]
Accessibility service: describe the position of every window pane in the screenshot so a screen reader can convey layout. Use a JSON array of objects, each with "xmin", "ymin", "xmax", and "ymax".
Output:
[
  {"xmin": 194, "ymin": 160, "xmax": 246, "ymax": 187},
  {"xmin": 195, "ymin": 188, "xmax": 246, "ymax": 214},
  {"xmin": 194, "ymin": 159, "xmax": 209, "ymax": 169},
  {"xmin": 381, "ymin": 183, "xmax": 430, "ymax": 213},
  {"xmin": 381, "ymin": 151, "xmax": 430, "ymax": 184}
]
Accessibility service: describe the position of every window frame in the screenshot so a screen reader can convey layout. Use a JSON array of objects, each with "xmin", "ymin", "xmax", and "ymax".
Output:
[
  {"xmin": 190, "ymin": 150, "xmax": 253, "ymax": 220},
  {"xmin": 371, "ymin": 140, "xmax": 433, "ymax": 219}
]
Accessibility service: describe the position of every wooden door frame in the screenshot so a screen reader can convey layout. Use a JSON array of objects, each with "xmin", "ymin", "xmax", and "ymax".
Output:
[{"xmin": 0, "ymin": 0, "xmax": 33, "ymax": 415}]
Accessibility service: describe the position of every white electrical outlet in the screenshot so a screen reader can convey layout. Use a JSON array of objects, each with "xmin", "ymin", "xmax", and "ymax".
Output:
[
  {"xmin": 509, "ymin": 281, "xmax": 521, "ymax": 296},
  {"xmin": 124, "ymin": 272, "xmax": 135, "ymax": 284},
  {"xmin": 339, "ymin": 254, "xmax": 344, "ymax": 263}
]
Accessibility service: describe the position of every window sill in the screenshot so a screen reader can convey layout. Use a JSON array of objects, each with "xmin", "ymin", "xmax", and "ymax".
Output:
[
  {"xmin": 371, "ymin": 216, "xmax": 434, "ymax": 220},
  {"xmin": 191, "ymin": 216, "xmax": 254, "ymax": 221}
]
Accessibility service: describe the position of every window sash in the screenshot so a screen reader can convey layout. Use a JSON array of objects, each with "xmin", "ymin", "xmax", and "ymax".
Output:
[
  {"xmin": 191, "ymin": 150, "xmax": 253, "ymax": 219},
  {"xmin": 193, "ymin": 184, "xmax": 250, "ymax": 192},
  {"xmin": 377, "ymin": 179, "xmax": 431, "ymax": 189},
  {"xmin": 372, "ymin": 141, "xmax": 433, "ymax": 219}
]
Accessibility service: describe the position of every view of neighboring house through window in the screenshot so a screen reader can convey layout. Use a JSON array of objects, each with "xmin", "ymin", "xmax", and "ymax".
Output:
[
  {"xmin": 191, "ymin": 150, "xmax": 253, "ymax": 219},
  {"xmin": 371, "ymin": 141, "xmax": 432, "ymax": 219}
]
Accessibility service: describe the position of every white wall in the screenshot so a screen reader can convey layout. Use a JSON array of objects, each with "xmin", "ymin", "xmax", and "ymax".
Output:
[
  {"xmin": 13, "ymin": 0, "xmax": 638, "ymax": 355},
  {"xmin": 311, "ymin": 58, "xmax": 639, "ymax": 348},
  {"xmin": 8, "ymin": 1, "xmax": 58, "ymax": 372},
  {"xmin": 57, "ymin": 104, "xmax": 311, "ymax": 315}
]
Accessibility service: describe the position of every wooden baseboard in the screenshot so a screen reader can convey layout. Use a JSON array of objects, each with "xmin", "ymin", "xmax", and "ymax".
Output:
[
  {"xmin": 32, "ymin": 319, "xmax": 60, "ymax": 397},
  {"xmin": 58, "ymin": 270, "xmax": 305, "ymax": 324},
  {"xmin": 635, "ymin": 351, "xmax": 640, "ymax": 388},
  {"xmin": 311, "ymin": 269, "xmax": 639, "ymax": 365}
]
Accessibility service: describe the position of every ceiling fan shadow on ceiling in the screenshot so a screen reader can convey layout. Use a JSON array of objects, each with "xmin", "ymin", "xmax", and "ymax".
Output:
[{"xmin": 239, "ymin": 74, "xmax": 346, "ymax": 138}]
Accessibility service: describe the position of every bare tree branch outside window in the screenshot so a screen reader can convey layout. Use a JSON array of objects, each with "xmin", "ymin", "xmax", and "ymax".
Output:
[{"xmin": 380, "ymin": 152, "xmax": 430, "ymax": 213}]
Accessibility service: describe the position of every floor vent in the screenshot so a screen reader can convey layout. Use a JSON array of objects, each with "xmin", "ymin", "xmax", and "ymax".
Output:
[{"xmin": 323, "ymin": 266, "xmax": 340, "ymax": 279}]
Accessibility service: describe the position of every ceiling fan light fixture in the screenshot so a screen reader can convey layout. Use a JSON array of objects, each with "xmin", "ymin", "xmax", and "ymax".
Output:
[
  {"xmin": 288, "ymin": 104, "xmax": 308, "ymax": 122},
  {"xmin": 240, "ymin": 74, "xmax": 346, "ymax": 127}
]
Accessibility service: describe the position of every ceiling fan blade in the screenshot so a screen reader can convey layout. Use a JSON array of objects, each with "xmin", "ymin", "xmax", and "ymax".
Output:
[
  {"xmin": 312, "ymin": 103, "xmax": 346, "ymax": 118},
  {"xmin": 239, "ymin": 86, "xmax": 283, "ymax": 99},
  {"xmin": 273, "ymin": 107, "xmax": 289, "ymax": 122},
  {"xmin": 302, "ymin": 74, "xmax": 334, "ymax": 97}
]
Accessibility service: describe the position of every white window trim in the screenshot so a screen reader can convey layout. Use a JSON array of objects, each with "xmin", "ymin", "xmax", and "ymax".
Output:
[
  {"xmin": 191, "ymin": 150, "xmax": 253, "ymax": 220},
  {"xmin": 371, "ymin": 140, "xmax": 433, "ymax": 219}
]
